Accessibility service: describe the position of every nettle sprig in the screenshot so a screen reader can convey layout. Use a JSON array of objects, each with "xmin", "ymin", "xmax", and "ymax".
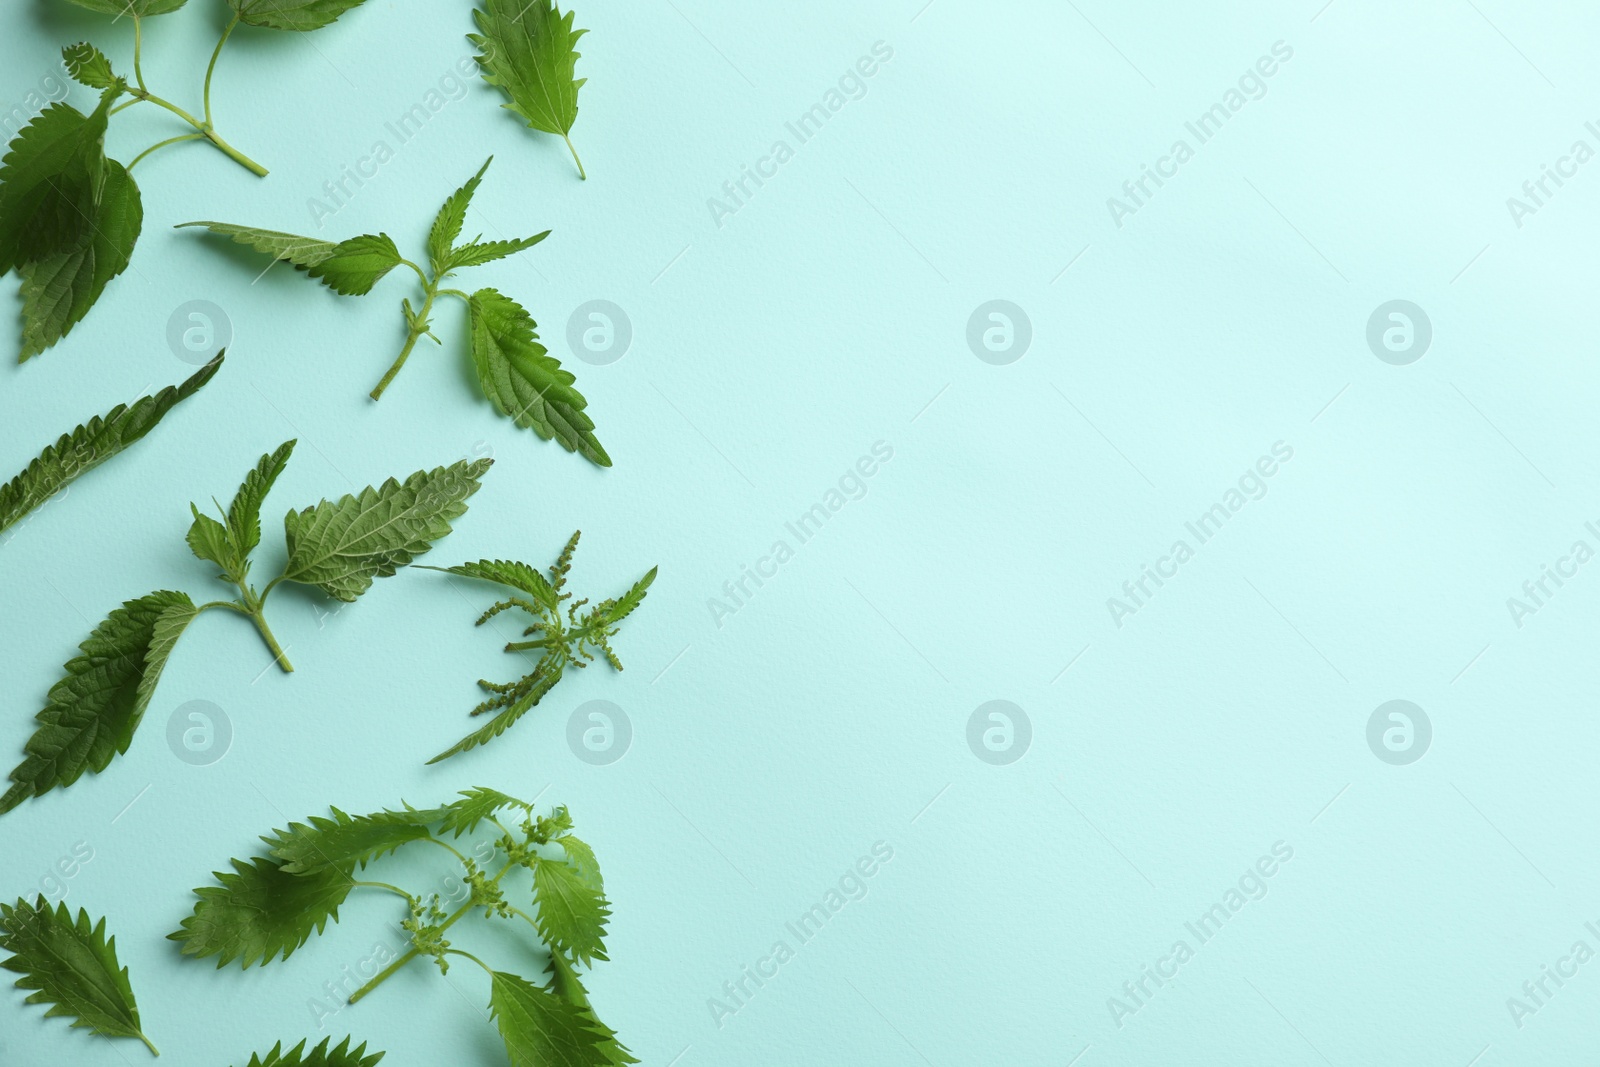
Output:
[
  {"xmin": 471, "ymin": 0, "xmax": 589, "ymax": 178},
  {"xmin": 422, "ymin": 532, "xmax": 655, "ymax": 763},
  {"xmin": 0, "ymin": 0, "xmax": 373, "ymax": 358},
  {"xmin": 179, "ymin": 158, "xmax": 609, "ymax": 466},
  {"xmin": 171, "ymin": 789, "xmax": 635, "ymax": 1067},
  {"xmin": 0, "ymin": 441, "xmax": 492, "ymax": 815}
]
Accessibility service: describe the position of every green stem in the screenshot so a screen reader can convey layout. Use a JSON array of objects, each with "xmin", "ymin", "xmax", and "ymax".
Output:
[
  {"xmin": 235, "ymin": 585, "xmax": 293, "ymax": 673},
  {"xmin": 203, "ymin": 14, "xmax": 240, "ymax": 127},
  {"xmin": 137, "ymin": 1030, "xmax": 160, "ymax": 1057},
  {"xmin": 127, "ymin": 133, "xmax": 204, "ymax": 171},
  {"xmin": 353, "ymin": 880, "xmax": 415, "ymax": 901},
  {"xmin": 562, "ymin": 133, "xmax": 586, "ymax": 180},
  {"xmin": 421, "ymin": 837, "xmax": 471, "ymax": 865},
  {"xmin": 444, "ymin": 948, "xmax": 495, "ymax": 976},
  {"xmin": 132, "ymin": 15, "xmax": 148, "ymax": 93},
  {"xmin": 119, "ymin": 90, "xmax": 268, "ymax": 177},
  {"xmin": 371, "ymin": 284, "xmax": 437, "ymax": 400}
]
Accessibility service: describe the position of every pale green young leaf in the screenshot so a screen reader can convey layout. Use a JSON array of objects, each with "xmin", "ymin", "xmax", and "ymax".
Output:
[
  {"xmin": 446, "ymin": 232, "xmax": 549, "ymax": 272},
  {"xmin": 240, "ymin": 1036, "xmax": 385, "ymax": 1067},
  {"xmin": 543, "ymin": 954, "xmax": 638, "ymax": 1065},
  {"xmin": 427, "ymin": 655, "xmax": 562, "ymax": 764},
  {"xmin": 170, "ymin": 857, "xmax": 353, "ymax": 968},
  {"xmin": 557, "ymin": 835, "xmax": 602, "ymax": 891},
  {"xmin": 176, "ymin": 222, "xmax": 338, "ymax": 270},
  {"xmin": 280, "ymin": 457, "xmax": 492, "ymax": 602},
  {"xmin": 471, "ymin": 0, "xmax": 587, "ymax": 153},
  {"xmin": 489, "ymin": 971, "xmax": 616, "ymax": 1067},
  {"xmin": 0, "ymin": 354, "xmax": 221, "ymax": 535},
  {"xmin": 227, "ymin": 439, "xmax": 296, "ymax": 560},
  {"xmin": 230, "ymin": 0, "xmax": 370, "ymax": 31},
  {"xmin": 19, "ymin": 160, "xmax": 143, "ymax": 359},
  {"xmin": 468, "ymin": 288, "xmax": 609, "ymax": 466},
  {"xmin": 62, "ymin": 43, "xmax": 120, "ymax": 90},
  {"xmin": 592, "ymin": 567, "xmax": 656, "ymax": 629},
  {"xmin": 428, "ymin": 157, "xmax": 492, "ymax": 272},
  {"xmin": 436, "ymin": 786, "xmax": 529, "ymax": 837},
  {"xmin": 266, "ymin": 807, "xmax": 435, "ymax": 875},
  {"xmin": 532, "ymin": 854, "xmax": 609, "ymax": 967},
  {"xmin": 64, "ymin": 0, "xmax": 189, "ymax": 15},
  {"xmin": 0, "ymin": 590, "xmax": 196, "ymax": 815},
  {"xmin": 0, "ymin": 89, "xmax": 118, "ymax": 276},
  {"xmin": 0, "ymin": 898, "xmax": 156, "ymax": 1054},
  {"xmin": 306, "ymin": 233, "xmax": 403, "ymax": 296}
]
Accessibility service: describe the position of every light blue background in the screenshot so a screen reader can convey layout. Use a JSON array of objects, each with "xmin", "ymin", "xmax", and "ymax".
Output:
[{"xmin": 3, "ymin": 0, "xmax": 1599, "ymax": 1063}]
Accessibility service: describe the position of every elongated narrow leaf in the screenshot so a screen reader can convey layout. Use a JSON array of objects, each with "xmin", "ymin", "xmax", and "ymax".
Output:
[
  {"xmin": 469, "ymin": 288, "xmax": 608, "ymax": 466},
  {"xmin": 595, "ymin": 567, "xmax": 655, "ymax": 628},
  {"xmin": 177, "ymin": 222, "xmax": 338, "ymax": 270},
  {"xmin": 280, "ymin": 458, "xmax": 492, "ymax": 602},
  {"xmin": 228, "ymin": 439, "xmax": 296, "ymax": 561},
  {"xmin": 1, "ymin": 590, "xmax": 196, "ymax": 815},
  {"xmin": 532, "ymin": 856, "xmax": 609, "ymax": 967},
  {"xmin": 62, "ymin": 43, "xmax": 119, "ymax": 90},
  {"xmin": 306, "ymin": 233, "xmax": 402, "ymax": 296},
  {"xmin": 170, "ymin": 857, "xmax": 353, "ymax": 968},
  {"xmin": 64, "ymin": 0, "xmax": 189, "ymax": 15},
  {"xmin": 0, "ymin": 355, "xmax": 221, "ymax": 536},
  {"xmin": 428, "ymin": 157, "xmax": 491, "ymax": 272},
  {"xmin": 489, "ymin": 971, "xmax": 616, "ymax": 1067},
  {"xmin": 230, "ymin": 0, "xmax": 370, "ymax": 31},
  {"xmin": 471, "ymin": 0, "xmax": 586, "ymax": 138},
  {"xmin": 0, "ymin": 897, "xmax": 156, "ymax": 1054},
  {"xmin": 240, "ymin": 1036, "xmax": 385, "ymax": 1067},
  {"xmin": 266, "ymin": 807, "xmax": 434, "ymax": 875},
  {"xmin": 437, "ymin": 786, "xmax": 528, "ymax": 837},
  {"xmin": 428, "ymin": 657, "xmax": 562, "ymax": 764},
  {"xmin": 446, "ymin": 233, "xmax": 549, "ymax": 272},
  {"xmin": 19, "ymin": 160, "xmax": 143, "ymax": 359},
  {"xmin": 422, "ymin": 558, "xmax": 559, "ymax": 610}
]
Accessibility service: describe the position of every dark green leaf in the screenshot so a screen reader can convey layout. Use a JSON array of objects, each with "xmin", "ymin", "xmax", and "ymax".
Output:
[
  {"xmin": 0, "ymin": 897, "xmax": 156, "ymax": 1054},
  {"xmin": 0, "ymin": 355, "xmax": 221, "ymax": 536},
  {"xmin": 240, "ymin": 1036, "xmax": 385, "ymax": 1067},
  {"xmin": 64, "ymin": 0, "xmax": 189, "ymax": 14},
  {"xmin": 471, "ymin": 0, "xmax": 586, "ymax": 138},
  {"xmin": 266, "ymin": 807, "xmax": 435, "ymax": 875},
  {"xmin": 422, "ymin": 558, "xmax": 558, "ymax": 611},
  {"xmin": 306, "ymin": 233, "xmax": 402, "ymax": 296},
  {"xmin": 62, "ymin": 43, "xmax": 119, "ymax": 90},
  {"xmin": 0, "ymin": 590, "xmax": 196, "ymax": 815},
  {"xmin": 176, "ymin": 222, "xmax": 338, "ymax": 270},
  {"xmin": 446, "ymin": 233, "xmax": 549, "ymax": 272},
  {"xmin": 543, "ymin": 954, "xmax": 637, "ymax": 1065},
  {"xmin": 428, "ymin": 157, "xmax": 491, "ymax": 272},
  {"xmin": 230, "ymin": 0, "xmax": 370, "ymax": 31},
  {"xmin": 280, "ymin": 458, "xmax": 492, "ymax": 602},
  {"xmin": 436, "ymin": 786, "xmax": 528, "ymax": 837},
  {"xmin": 227, "ymin": 439, "xmax": 296, "ymax": 561},
  {"xmin": 0, "ymin": 92, "xmax": 117, "ymax": 275},
  {"xmin": 468, "ymin": 288, "xmax": 608, "ymax": 466},
  {"xmin": 489, "ymin": 970, "xmax": 616, "ymax": 1067},
  {"xmin": 170, "ymin": 856, "xmax": 353, "ymax": 968},
  {"xmin": 186, "ymin": 506, "xmax": 236, "ymax": 575}
]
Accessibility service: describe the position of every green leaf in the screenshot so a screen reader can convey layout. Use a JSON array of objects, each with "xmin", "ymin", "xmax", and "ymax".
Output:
[
  {"xmin": 280, "ymin": 458, "xmax": 492, "ymax": 602},
  {"xmin": 543, "ymin": 954, "xmax": 637, "ymax": 1065},
  {"xmin": 266, "ymin": 807, "xmax": 435, "ymax": 875},
  {"xmin": 63, "ymin": 0, "xmax": 189, "ymax": 14},
  {"xmin": 489, "ymin": 970, "xmax": 617, "ymax": 1067},
  {"xmin": 0, "ymin": 93, "xmax": 116, "ymax": 275},
  {"xmin": 447, "ymin": 233, "xmax": 550, "ymax": 272},
  {"xmin": 230, "ymin": 0, "xmax": 371, "ymax": 31},
  {"xmin": 557, "ymin": 835, "xmax": 602, "ymax": 891},
  {"xmin": 0, "ymin": 355, "xmax": 221, "ymax": 536},
  {"xmin": 436, "ymin": 786, "xmax": 528, "ymax": 837},
  {"xmin": 306, "ymin": 233, "xmax": 403, "ymax": 296},
  {"xmin": 0, "ymin": 898, "xmax": 157, "ymax": 1055},
  {"xmin": 170, "ymin": 856, "xmax": 353, "ymax": 968},
  {"xmin": 428, "ymin": 157, "xmax": 492, "ymax": 272},
  {"xmin": 471, "ymin": 0, "xmax": 587, "ymax": 170},
  {"xmin": 595, "ymin": 567, "xmax": 655, "ymax": 628},
  {"xmin": 176, "ymin": 222, "xmax": 339, "ymax": 270},
  {"xmin": 0, "ymin": 590, "xmax": 196, "ymax": 815},
  {"xmin": 427, "ymin": 656, "xmax": 562, "ymax": 764},
  {"xmin": 468, "ymin": 289, "xmax": 608, "ymax": 467},
  {"xmin": 62, "ymin": 43, "xmax": 120, "ymax": 90},
  {"xmin": 228, "ymin": 439, "xmax": 297, "ymax": 562},
  {"xmin": 240, "ymin": 1036, "xmax": 385, "ymax": 1067},
  {"xmin": 424, "ymin": 558, "xmax": 558, "ymax": 611},
  {"xmin": 532, "ymin": 854, "xmax": 609, "ymax": 967},
  {"xmin": 186, "ymin": 506, "xmax": 236, "ymax": 575},
  {"xmin": 18, "ymin": 160, "xmax": 143, "ymax": 359}
]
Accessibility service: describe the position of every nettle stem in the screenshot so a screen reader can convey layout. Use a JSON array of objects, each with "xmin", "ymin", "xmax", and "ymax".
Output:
[
  {"xmin": 371, "ymin": 280, "xmax": 438, "ymax": 401},
  {"xmin": 222, "ymin": 585, "xmax": 294, "ymax": 673},
  {"xmin": 563, "ymin": 134, "xmax": 586, "ymax": 180}
]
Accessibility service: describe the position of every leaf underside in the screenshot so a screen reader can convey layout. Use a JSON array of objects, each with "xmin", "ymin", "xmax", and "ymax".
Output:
[
  {"xmin": 242, "ymin": 1036, "xmax": 385, "ymax": 1067},
  {"xmin": 471, "ymin": 0, "xmax": 586, "ymax": 138},
  {"xmin": 230, "ymin": 0, "xmax": 371, "ymax": 31},
  {"xmin": 0, "ymin": 897, "xmax": 153, "ymax": 1050}
]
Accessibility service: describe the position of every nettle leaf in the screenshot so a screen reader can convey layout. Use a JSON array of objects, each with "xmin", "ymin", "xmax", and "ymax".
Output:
[
  {"xmin": 557, "ymin": 835, "xmax": 602, "ymax": 891},
  {"xmin": 428, "ymin": 157, "xmax": 490, "ymax": 272},
  {"xmin": 241, "ymin": 1036, "xmax": 385, "ymax": 1067},
  {"xmin": 0, "ymin": 354, "xmax": 221, "ymax": 535},
  {"xmin": 187, "ymin": 508, "xmax": 236, "ymax": 574},
  {"xmin": 306, "ymin": 233, "xmax": 402, "ymax": 296},
  {"xmin": 171, "ymin": 856, "xmax": 353, "ymax": 968},
  {"xmin": 469, "ymin": 288, "xmax": 608, "ymax": 466},
  {"xmin": 489, "ymin": 971, "xmax": 616, "ymax": 1067},
  {"xmin": 447, "ymin": 234, "xmax": 549, "ymax": 272},
  {"xmin": 19, "ymin": 160, "xmax": 143, "ymax": 359},
  {"xmin": 176, "ymin": 222, "xmax": 338, "ymax": 271},
  {"xmin": 266, "ymin": 807, "xmax": 434, "ymax": 875},
  {"xmin": 228, "ymin": 439, "xmax": 296, "ymax": 562},
  {"xmin": 230, "ymin": 0, "xmax": 371, "ymax": 31},
  {"xmin": 427, "ymin": 655, "xmax": 562, "ymax": 765},
  {"xmin": 0, "ymin": 590, "xmax": 197, "ymax": 815},
  {"xmin": 532, "ymin": 855, "xmax": 609, "ymax": 967},
  {"xmin": 543, "ymin": 954, "xmax": 637, "ymax": 1065},
  {"xmin": 437, "ymin": 786, "xmax": 528, "ymax": 838},
  {"xmin": 472, "ymin": 0, "xmax": 587, "ymax": 174},
  {"xmin": 0, "ymin": 92, "xmax": 115, "ymax": 276},
  {"xmin": 280, "ymin": 457, "xmax": 492, "ymax": 602},
  {"xmin": 64, "ymin": 0, "xmax": 190, "ymax": 15},
  {"xmin": 0, "ymin": 897, "xmax": 157, "ymax": 1054},
  {"xmin": 62, "ymin": 43, "xmax": 119, "ymax": 90}
]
